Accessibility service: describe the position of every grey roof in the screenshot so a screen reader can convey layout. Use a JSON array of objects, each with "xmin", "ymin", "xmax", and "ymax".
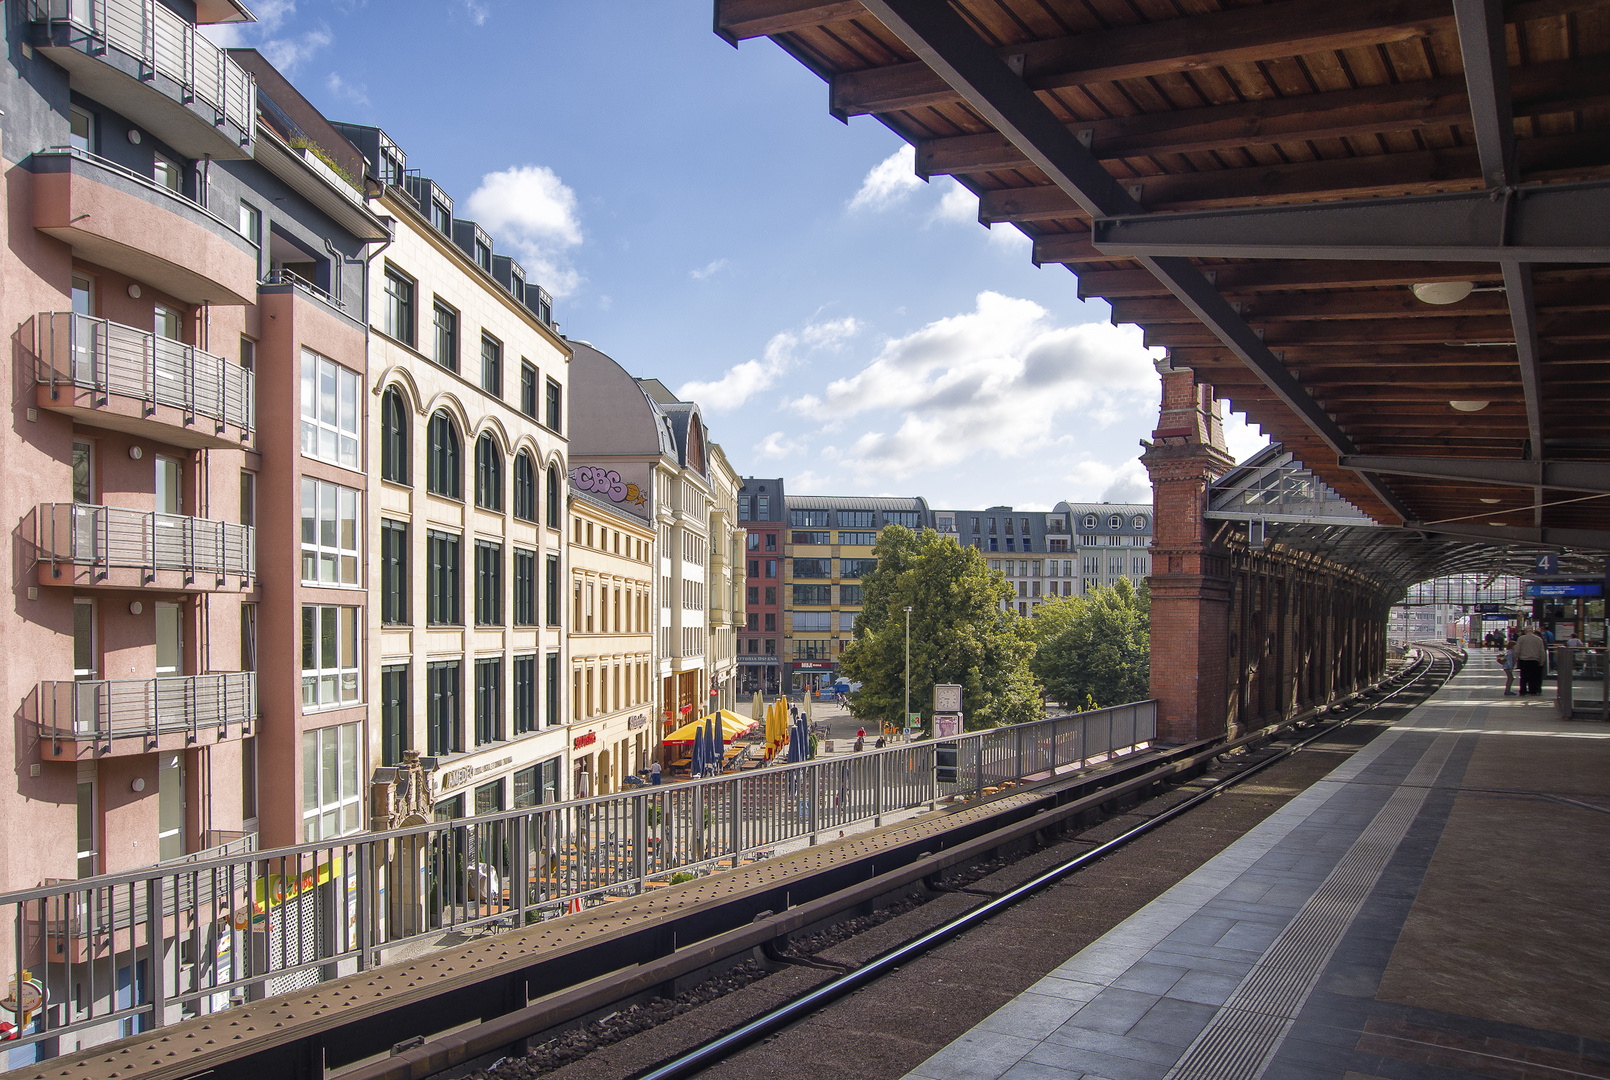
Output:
[
  {"xmin": 785, "ymin": 495, "xmax": 929, "ymax": 512},
  {"xmin": 567, "ymin": 341, "xmax": 678, "ymax": 461}
]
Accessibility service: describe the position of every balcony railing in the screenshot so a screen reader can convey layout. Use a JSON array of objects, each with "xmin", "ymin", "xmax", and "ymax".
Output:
[
  {"xmin": 29, "ymin": 0, "xmax": 255, "ymax": 137},
  {"xmin": 36, "ymin": 503, "xmax": 254, "ymax": 582},
  {"xmin": 38, "ymin": 672, "xmax": 256, "ymax": 744},
  {"xmin": 37, "ymin": 311, "xmax": 254, "ymax": 435},
  {"xmin": 260, "ymin": 267, "xmax": 347, "ymax": 312}
]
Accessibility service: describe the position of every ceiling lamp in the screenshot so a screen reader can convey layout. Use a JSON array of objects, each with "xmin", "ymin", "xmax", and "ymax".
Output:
[
  {"xmin": 1449, "ymin": 399, "xmax": 1490, "ymax": 412},
  {"xmin": 1412, "ymin": 281, "xmax": 1475, "ymax": 305},
  {"xmin": 1480, "ymin": 498, "xmax": 1501, "ymax": 504}
]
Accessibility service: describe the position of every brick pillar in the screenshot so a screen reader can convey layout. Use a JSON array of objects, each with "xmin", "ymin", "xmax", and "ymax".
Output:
[{"xmin": 1142, "ymin": 366, "xmax": 1236, "ymax": 744}]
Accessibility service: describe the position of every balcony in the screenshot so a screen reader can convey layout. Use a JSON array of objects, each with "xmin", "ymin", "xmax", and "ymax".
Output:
[
  {"xmin": 32, "ymin": 148, "xmax": 260, "ymax": 305},
  {"xmin": 38, "ymin": 672, "xmax": 256, "ymax": 758},
  {"xmin": 28, "ymin": 0, "xmax": 255, "ymax": 161},
  {"xmin": 35, "ymin": 311, "xmax": 254, "ymax": 448},
  {"xmin": 35, "ymin": 503, "xmax": 253, "ymax": 591}
]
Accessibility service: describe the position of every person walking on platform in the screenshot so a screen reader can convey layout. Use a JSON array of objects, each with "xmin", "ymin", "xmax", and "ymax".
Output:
[
  {"xmin": 1515, "ymin": 625, "xmax": 1547, "ymax": 696},
  {"xmin": 1500, "ymin": 639, "xmax": 1518, "ymax": 696}
]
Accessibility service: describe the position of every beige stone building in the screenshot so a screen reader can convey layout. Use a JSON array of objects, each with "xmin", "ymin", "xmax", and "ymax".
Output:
[
  {"xmin": 566, "ymin": 490, "xmax": 656, "ymax": 795},
  {"xmin": 706, "ymin": 444, "xmax": 745, "ymax": 714},
  {"xmin": 346, "ymin": 124, "xmax": 573, "ymax": 819}
]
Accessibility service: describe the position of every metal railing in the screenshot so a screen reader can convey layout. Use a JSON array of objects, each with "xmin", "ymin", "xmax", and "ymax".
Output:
[
  {"xmin": 37, "ymin": 672, "xmax": 257, "ymax": 744},
  {"xmin": 260, "ymin": 267, "xmax": 347, "ymax": 311},
  {"xmin": 32, "ymin": 145, "xmax": 237, "ymax": 225},
  {"xmin": 36, "ymin": 503, "xmax": 254, "ymax": 581},
  {"xmin": 36, "ymin": 311, "xmax": 255, "ymax": 435},
  {"xmin": 0, "ymin": 699, "xmax": 1154, "ymax": 1056},
  {"xmin": 29, "ymin": 0, "xmax": 255, "ymax": 137}
]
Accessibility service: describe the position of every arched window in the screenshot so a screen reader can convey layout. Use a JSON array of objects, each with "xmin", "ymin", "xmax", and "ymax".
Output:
[
  {"xmin": 381, "ymin": 386, "xmax": 409, "ymax": 483},
  {"xmin": 428, "ymin": 411, "xmax": 460, "ymax": 498},
  {"xmin": 1083, "ymin": 514, "xmax": 1097, "ymax": 530},
  {"xmin": 475, "ymin": 432, "xmax": 502, "ymax": 511},
  {"xmin": 1109, "ymin": 515, "xmax": 1122, "ymax": 530},
  {"xmin": 1132, "ymin": 515, "xmax": 1147, "ymax": 530},
  {"xmin": 513, "ymin": 450, "xmax": 537, "ymax": 522},
  {"xmin": 546, "ymin": 464, "xmax": 561, "ymax": 525}
]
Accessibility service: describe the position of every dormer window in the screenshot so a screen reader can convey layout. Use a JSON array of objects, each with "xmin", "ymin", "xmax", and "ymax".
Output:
[
  {"xmin": 1109, "ymin": 515, "xmax": 1122, "ymax": 529},
  {"xmin": 474, "ymin": 239, "xmax": 492, "ymax": 273},
  {"xmin": 1133, "ymin": 515, "xmax": 1147, "ymax": 529},
  {"xmin": 432, "ymin": 200, "xmax": 451, "ymax": 234},
  {"xmin": 380, "ymin": 148, "xmax": 404, "ymax": 187},
  {"xmin": 1084, "ymin": 514, "xmax": 1097, "ymax": 529}
]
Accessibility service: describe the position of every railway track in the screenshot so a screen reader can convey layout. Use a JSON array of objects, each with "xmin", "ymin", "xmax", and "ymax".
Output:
[{"xmin": 347, "ymin": 644, "xmax": 1458, "ymax": 1080}]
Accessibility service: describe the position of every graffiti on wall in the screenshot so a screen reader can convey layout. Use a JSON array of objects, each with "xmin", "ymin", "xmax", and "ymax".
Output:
[{"xmin": 571, "ymin": 466, "xmax": 648, "ymax": 508}]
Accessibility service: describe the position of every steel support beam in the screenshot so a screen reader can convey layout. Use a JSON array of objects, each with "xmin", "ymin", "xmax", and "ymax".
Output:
[
  {"xmin": 1338, "ymin": 455, "xmax": 1610, "ymax": 494},
  {"xmin": 1089, "ymin": 180, "xmax": 1610, "ymax": 262},
  {"xmin": 1410, "ymin": 522, "xmax": 1610, "ymax": 551},
  {"xmin": 856, "ymin": 0, "xmax": 1413, "ymax": 524}
]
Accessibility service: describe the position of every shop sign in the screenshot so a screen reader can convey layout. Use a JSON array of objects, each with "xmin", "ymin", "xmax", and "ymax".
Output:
[
  {"xmin": 440, "ymin": 755, "xmax": 513, "ymax": 792},
  {"xmin": 574, "ymin": 731, "xmax": 598, "ymax": 749},
  {"xmin": 627, "ymin": 713, "xmax": 647, "ymax": 730}
]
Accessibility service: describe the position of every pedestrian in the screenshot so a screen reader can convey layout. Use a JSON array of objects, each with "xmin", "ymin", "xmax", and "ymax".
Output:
[
  {"xmin": 650, "ymin": 760, "xmax": 662, "ymax": 785},
  {"xmin": 1500, "ymin": 639, "xmax": 1517, "ymax": 696},
  {"xmin": 854, "ymin": 735, "xmax": 864, "ymax": 752},
  {"xmin": 1514, "ymin": 625, "xmax": 1547, "ymax": 695},
  {"xmin": 856, "ymin": 726, "xmax": 865, "ymax": 740}
]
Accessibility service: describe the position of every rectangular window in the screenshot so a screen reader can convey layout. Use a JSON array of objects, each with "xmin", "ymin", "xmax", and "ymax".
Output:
[
  {"xmin": 520, "ymin": 360, "xmax": 538, "ymax": 418},
  {"xmin": 790, "ymin": 509, "xmax": 829, "ymax": 528},
  {"xmin": 69, "ymin": 105, "xmax": 94, "ymax": 153},
  {"xmin": 748, "ymin": 559, "xmax": 759, "ymax": 578},
  {"xmin": 747, "ymin": 586, "xmax": 759, "ymax": 605},
  {"xmin": 475, "ymin": 540, "xmax": 503, "ymax": 626},
  {"xmin": 765, "ymin": 533, "xmax": 777, "ymax": 552},
  {"xmin": 240, "ymin": 335, "xmax": 256, "ymax": 372},
  {"xmin": 300, "ymin": 350, "xmax": 360, "ymax": 469},
  {"xmin": 513, "ymin": 765, "xmax": 538, "ymax": 809},
  {"xmin": 838, "ymin": 510, "xmax": 875, "ymax": 528},
  {"xmin": 793, "ymin": 558, "xmax": 830, "ymax": 578},
  {"xmin": 432, "ymin": 300, "xmax": 458, "ymax": 372},
  {"xmin": 840, "ymin": 558, "xmax": 876, "ymax": 578},
  {"xmin": 512, "ymin": 548, "xmax": 537, "ymax": 626},
  {"xmin": 300, "ymin": 478, "xmax": 360, "ymax": 585},
  {"xmin": 885, "ymin": 511, "xmax": 922, "ymax": 528},
  {"xmin": 747, "ymin": 534, "xmax": 760, "ymax": 552},
  {"xmin": 792, "ymin": 585, "xmax": 831, "ymax": 606},
  {"xmin": 474, "ymin": 778, "xmax": 504, "ymax": 816},
  {"xmin": 766, "ymin": 559, "xmax": 777, "ymax": 578},
  {"xmin": 300, "ymin": 722, "xmax": 360, "ymax": 842},
  {"xmin": 545, "ymin": 378, "xmax": 562, "ymax": 432},
  {"xmin": 838, "ymin": 531, "xmax": 877, "ymax": 546},
  {"xmin": 238, "ymin": 200, "xmax": 261, "ymax": 245},
  {"xmin": 764, "ymin": 586, "xmax": 776, "ymax": 605},
  {"xmin": 153, "ymin": 151, "xmax": 181, "ymax": 192},
  {"xmin": 791, "ymin": 531, "xmax": 830, "ymax": 545},
  {"xmin": 427, "ymin": 661, "xmax": 461, "ymax": 756},
  {"xmin": 383, "ymin": 266, "xmax": 415, "ymax": 346},
  {"xmin": 300, "ymin": 605, "xmax": 359, "ymax": 708},
  {"xmin": 380, "ymin": 665, "xmax": 408, "ymax": 766},
  {"xmin": 546, "ymin": 555, "xmax": 561, "ymax": 625},
  {"xmin": 793, "ymin": 612, "xmax": 830, "ymax": 631},
  {"xmin": 239, "ymin": 470, "xmax": 255, "ymax": 527},
  {"xmin": 475, "ymin": 657, "xmax": 503, "ymax": 745},
  {"xmin": 513, "ymin": 654, "xmax": 537, "ymax": 735},
  {"xmin": 738, "ymin": 501, "xmax": 751, "ymax": 522},
  {"xmin": 546, "ymin": 653, "xmax": 560, "ymax": 727},
  {"xmin": 381, "ymin": 519, "xmax": 408, "ymax": 624},
  {"xmin": 427, "ymin": 530, "xmax": 461, "ymax": 625},
  {"xmin": 841, "ymin": 584, "xmax": 864, "ymax": 604},
  {"xmin": 765, "ymin": 613, "xmax": 776, "ymax": 631},
  {"xmin": 480, "ymin": 332, "xmax": 502, "ymax": 398}
]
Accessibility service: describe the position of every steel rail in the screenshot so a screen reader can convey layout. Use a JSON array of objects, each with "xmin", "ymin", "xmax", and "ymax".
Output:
[{"xmin": 631, "ymin": 644, "xmax": 1459, "ymax": 1080}]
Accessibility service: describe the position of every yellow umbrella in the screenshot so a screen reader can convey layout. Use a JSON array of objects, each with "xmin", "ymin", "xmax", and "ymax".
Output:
[{"xmin": 664, "ymin": 711, "xmax": 753, "ymax": 744}]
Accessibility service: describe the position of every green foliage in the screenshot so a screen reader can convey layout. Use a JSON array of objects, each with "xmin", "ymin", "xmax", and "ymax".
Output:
[
  {"xmin": 669, "ymin": 871, "xmax": 695, "ymax": 885},
  {"xmin": 1030, "ymin": 578, "xmax": 1151, "ymax": 711},
  {"xmin": 288, "ymin": 136, "xmax": 362, "ymax": 191},
  {"xmin": 839, "ymin": 526, "xmax": 1040, "ymax": 732}
]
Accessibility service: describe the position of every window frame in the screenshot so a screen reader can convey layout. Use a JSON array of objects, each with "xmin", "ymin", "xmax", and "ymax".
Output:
[
  {"xmin": 475, "ymin": 538, "xmax": 503, "ymax": 627},
  {"xmin": 427, "ymin": 411, "xmax": 462, "ymax": 499},
  {"xmin": 300, "ymin": 722, "xmax": 360, "ymax": 842},
  {"xmin": 474, "ymin": 431, "xmax": 503, "ymax": 511},
  {"xmin": 380, "ymin": 519, "xmax": 409, "ymax": 625},
  {"xmin": 427, "ymin": 660, "xmax": 461, "ymax": 756},
  {"xmin": 520, "ymin": 361, "xmax": 538, "ymax": 418},
  {"xmin": 426, "ymin": 529, "xmax": 462, "ymax": 626},
  {"xmin": 544, "ymin": 378, "xmax": 562, "ymax": 433},
  {"xmin": 300, "ymin": 604, "xmax": 360, "ymax": 710},
  {"xmin": 382, "ymin": 264, "xmax": 416, "ymax": 347},
  {"xmin": 474, "ymin": 657, "xmax": 503, "ymax": 746},
  {"xmin": 513, "ymin": 654, "xmax": 537, "ymax": 736},
  {"xmin": 381, "ymin": 386, "xmax": 409, "ymax": 484},
  {"xmin": 513, "ymin": 547, "xmax": 537, "ymax": 626},
  {"xmin": 480, "ymin": 331, "xmax": 503, "ymax": 398},
  {"xmin": 512, "ymin": 451, "xmax": 537, "ymax": 522},
  {"xmin": 300, "ymin": 349, "xmax": 361, "ymax": 470},
  {"xmin": 432, "ymin": 299, "xmax": 459, "ymax": 373},
  {"xmin": 300, "ymin": 477, "xmax": 361, "ymax": 587}
]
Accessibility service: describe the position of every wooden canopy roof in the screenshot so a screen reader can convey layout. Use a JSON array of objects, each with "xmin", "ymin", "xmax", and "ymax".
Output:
[{"xmin": 715, "ymin": 0, "xmax": 1610, "ymax": 561}]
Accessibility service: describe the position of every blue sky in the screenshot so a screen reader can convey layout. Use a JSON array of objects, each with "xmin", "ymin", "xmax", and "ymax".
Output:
[{"xmin": 208, "ymin": 0, "xmax": 1267, "ymax": 509}]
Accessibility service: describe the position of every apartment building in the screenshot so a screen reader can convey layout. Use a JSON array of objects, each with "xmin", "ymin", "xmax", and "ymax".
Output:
[
  {"xmin": 935, "ymin": 506, "xmax": 1080, "ymax": 616},
  {"xmin": 1057, "ymin": 501, "xmax": 1155, "ymax": 591},
  {"xmin": 569, "ymin": 348, "xmax": 720, "ymax": 742},
  {"xmin": 0, "ymin": 0, "xmax": 411, "ymax": 922},
  {"xmin": 566, "ymin": 489, "xmax": 655, "ymax": 796},
  {"xmin": 705, "ymin": 445, "xmax": 744, "ymax": 715},
  {"xmin": 334, "ymin": 122, "xmax": 572, "ymax": 822},
  {"xmin": 737, "ymin": 478, "xmax": 786, "ymax": 696},
  {"xmin": 782, "ymin": 496, "xmax": 931, "ymax": 691}
]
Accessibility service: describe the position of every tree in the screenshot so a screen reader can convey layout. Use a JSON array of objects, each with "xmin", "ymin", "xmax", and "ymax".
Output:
[
  {"xmin": 1031, "ymin": 578, "xmax": 1151, "ymax": 710},
  {"xmin": 840, "ymin": 526, "xmax": 1040, "ymax": 731}
]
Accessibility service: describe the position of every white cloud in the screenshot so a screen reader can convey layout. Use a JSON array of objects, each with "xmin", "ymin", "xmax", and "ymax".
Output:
[
  {"xmin": 691, "ymin": 258, "xmax": 728, "ymax": 281},
  {"xmin": 200, "ymin": 1, "xmax": 330, "ymax": 75},
  {"xmin": 931, "ymin": 179, "xmax": 976, "ymax": 224},
  {"xmin": 461, "ymin": 0, "xmax": 490, "ymax": 25},
  {"xmin": 1223, "ymin": 410, "xmax": 1272, "ymax": 465},
  {"xmin": 785, "ymin": 292, "xmax": 1160, "ymax": 481},
  {"xmin": 755, "ymin": 432, "xmax": 804, "ymax": 460},
  {"xmin": 848, "ymin": 145, "xmax": 924, "ymax": 212},
  {"xmin": 465, "ymin": 165, "xmax": 584, "ymax": 297},
  {"xmin": 677, "ymin": 316, "xmax": 859, "ymax": 413},
  {"xmin": 325, "ymin": 72, "xmax": 369, "ymax": 107},
  {"xmin": 1061, "ymin": 458, "xmax": 1153, "ymax": 504}
]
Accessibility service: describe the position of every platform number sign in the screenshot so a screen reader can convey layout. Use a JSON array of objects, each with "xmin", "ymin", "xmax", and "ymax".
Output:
[{"xmin": 1534, "ymin": 554, "xmax": 1559, "ymax": 575}]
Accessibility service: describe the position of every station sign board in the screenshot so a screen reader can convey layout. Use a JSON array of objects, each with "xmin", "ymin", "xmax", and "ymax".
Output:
[
  {"xmin": 1534, "ymin": 554, "xmax": 1560, "ymax": 575},
  {"xmin": 1526, "ymin": 583, "xmax": 1603, "ymax": 597}
]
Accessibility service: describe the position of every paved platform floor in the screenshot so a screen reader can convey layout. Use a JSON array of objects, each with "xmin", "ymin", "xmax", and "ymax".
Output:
[{"xmin": 904, "ymin": 660, "xmax": 1610, "ymax": 1080}]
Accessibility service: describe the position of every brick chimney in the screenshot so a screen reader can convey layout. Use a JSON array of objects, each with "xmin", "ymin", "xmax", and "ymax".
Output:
[{"xmin": 1141, "ymin": 364, "xmax": 1236, "ymax": 744}]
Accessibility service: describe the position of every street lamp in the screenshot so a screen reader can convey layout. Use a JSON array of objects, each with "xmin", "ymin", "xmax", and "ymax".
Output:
[{"xmin": 904, "ymin": 605, "xmax": 913, "ymax": 741}]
